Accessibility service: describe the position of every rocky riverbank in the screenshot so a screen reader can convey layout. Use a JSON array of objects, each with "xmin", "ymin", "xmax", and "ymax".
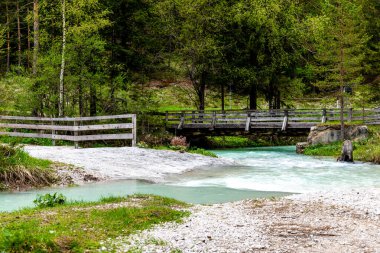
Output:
[
  {"xmin": 105, "ymin": 188, "xmax": 380, "ymax": 253},
  {"xmin": 24, "ymin": 146, "xmax": 235, "ymax": 183}
]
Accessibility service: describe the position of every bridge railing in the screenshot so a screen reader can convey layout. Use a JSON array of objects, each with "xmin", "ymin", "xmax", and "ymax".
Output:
[
  {"xmin": 165, "ymin": 108, "xmax": 380, "ymax": 130},
  {"xmin": 0, "ymin": 114, "xmax": 137, "ymax": 148}
]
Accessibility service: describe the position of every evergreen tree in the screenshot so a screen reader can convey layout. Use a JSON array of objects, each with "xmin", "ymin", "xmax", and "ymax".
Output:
[{"xmin": 313, "ymin": 0, "xmax": 369, "ymax": 139}]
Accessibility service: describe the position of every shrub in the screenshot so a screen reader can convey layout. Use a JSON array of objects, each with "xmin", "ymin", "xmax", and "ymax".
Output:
[
  {"xmin": 34, "ymin": 193, "xmax": 67, "ymax": 208},
  {"xmin": 170, "ymin": 136, "xmax": 188, "ymax": 147}
]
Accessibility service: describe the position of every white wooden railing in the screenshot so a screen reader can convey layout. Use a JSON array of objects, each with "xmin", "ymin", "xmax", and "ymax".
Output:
[{"xmin": 0, "ymin": 114, "xmax": 137, "ymax": 148}]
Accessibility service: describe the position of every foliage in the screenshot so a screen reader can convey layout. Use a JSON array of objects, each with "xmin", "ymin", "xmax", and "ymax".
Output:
[
  {"xmin": 33, "ymin": 193, "xmax": 67, "ymax": 208},
  {"xmin": 0, "ymin": 194, "xmax": 190, "ymax": 252},
  {"xmin": 0, "ymin": 0, "xmax": 378, "ymax": 118}
]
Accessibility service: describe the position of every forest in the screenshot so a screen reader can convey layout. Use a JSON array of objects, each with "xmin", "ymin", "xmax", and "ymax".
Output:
[{"xmin": 0, "ymin": 0, "xmax": 379, "ymax": 117}]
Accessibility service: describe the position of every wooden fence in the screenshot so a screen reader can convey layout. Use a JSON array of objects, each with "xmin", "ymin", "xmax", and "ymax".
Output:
[
  {"xmin": 0, "ymin": 114, "xmax": 137, "ymax": 148},
  {"xmin": 165, "ymin": 108, "xmax": 380, "ymax": 131}
]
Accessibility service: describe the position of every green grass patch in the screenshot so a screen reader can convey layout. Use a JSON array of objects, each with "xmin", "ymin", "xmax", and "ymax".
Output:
[
  {"xmin": 0, "ymin": 145, "xmax": 56, "ymax": 190},
  {"xmin": 149, "ymin": 145, "xmax": 218, "ymax": 158},
  {"xmin": 187, "ymin": 148, "xmax": 218, "ymax": 158},
  {"xmin": 0, "ymin": 194, "xmax": 190, "ymax": 252},
  {"xmin": 206, "ymin": 136, "xmax": 260, "ymax": 149},
  {"xmin": 303, "ymin": 141, "xmax": 342, "ymax": 157}
]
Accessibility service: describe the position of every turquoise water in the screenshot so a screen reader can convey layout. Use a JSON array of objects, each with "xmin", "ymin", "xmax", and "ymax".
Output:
[
  {"xmin": 1, "ymin": 146, "xmax": 379, "ymax": 212},
  {"xmin": 171, "ymin": 146, "xmax": 380, "ymax": 193}
]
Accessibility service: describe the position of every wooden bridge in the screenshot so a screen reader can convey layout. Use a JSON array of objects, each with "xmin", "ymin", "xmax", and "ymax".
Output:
[{"xmin": 165, "ymin": 108, "xmax": 380, "ymax": 135}]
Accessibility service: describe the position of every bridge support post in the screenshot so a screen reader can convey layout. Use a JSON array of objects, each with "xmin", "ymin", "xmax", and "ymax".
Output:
[
  {"xmin": 211, "ymin": 111, "xmax": 216, "ymax": 130},
  {"xmin": 348, "ymin": 108, "xmax": 353, "ymax": 122},
  {"xmin": 178, "ymin": 112, "xmax": 185, "ymax": 130},
  {"xmin": 245, "ymin": 112, "xmax": 251, "ymax": 132},
  {"xmin": 281, "ymin": 110, "xmax": 288, "ymax": 131},
  {"xmin": 322, "ymin": 109, "xmax": 327, "ymax": 123}
]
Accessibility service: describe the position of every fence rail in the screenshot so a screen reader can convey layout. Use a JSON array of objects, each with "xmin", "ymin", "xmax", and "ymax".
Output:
[
  {"xmin": 0, "ymin": 114, "xmax": 137, "ymax": 148},
  {"xmin": 165, "ymin": 108, "xmax": 380, "ymax": 131}
]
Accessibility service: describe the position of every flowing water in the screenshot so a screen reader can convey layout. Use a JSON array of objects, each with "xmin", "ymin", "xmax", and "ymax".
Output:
[{"xmin": 1, "ymin": 146, "xmax": 379, "ymax": 212}]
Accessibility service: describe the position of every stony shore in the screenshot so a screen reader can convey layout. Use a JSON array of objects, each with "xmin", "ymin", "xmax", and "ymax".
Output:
[
  {"xmin": 105, "ymin": 188, "xmax": 380, "ymax": 253},
  {"xmin": 24, "ymin": 146, "xmax": 235, "ymax": 183}
]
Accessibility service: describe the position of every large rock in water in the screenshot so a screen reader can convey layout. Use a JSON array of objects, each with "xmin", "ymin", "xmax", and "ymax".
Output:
[
  {"xmin": 307, "ymin": 125, "xmax": 368, "ymax": 145},
  {"xmin": 337, "ymin": 140, "xmax": 354, "ymax": 162}
]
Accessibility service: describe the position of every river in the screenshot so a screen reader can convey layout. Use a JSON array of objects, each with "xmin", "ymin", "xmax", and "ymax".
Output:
[{"xmin": 1, "ymin": 146, "xmax": 379, "ymax": 212}]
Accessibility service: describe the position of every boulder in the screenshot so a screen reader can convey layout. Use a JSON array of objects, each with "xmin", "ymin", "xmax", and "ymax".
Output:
[{"xmin": 307, "ymin": 125, "xmax": 368, "ymax": 145}]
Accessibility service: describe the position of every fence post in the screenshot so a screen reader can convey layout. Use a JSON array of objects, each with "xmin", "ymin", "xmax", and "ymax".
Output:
[
  {"xmin": 73, "ymin": 120, "xmax": 79, "ymax": 149},
  {"xmin": 211, "ymin": 111, "xmax": 216, "ymax": 130},
  {"xmin": 132, "ymin": 114, "xmax": 137, "ymax": 147},
  {"xmin": 51, "ymin": 120, "xmax": 56, "ymax": 146}
]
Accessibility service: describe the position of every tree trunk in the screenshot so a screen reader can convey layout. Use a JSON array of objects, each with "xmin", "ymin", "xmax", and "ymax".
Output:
[
  {"xmin": 275, "ymin": 89, "xmax": 281, "ymax": 109},
  {"xmin": 17, "ymin": 1, "xmax": 22, "ymax": 67},
  {"xmin": 221, "ymin": 83, "xmax": 225, "ymax": 111},
  {"xmin": 33, "ymin": 0, "xmax": 39, "ymax": 76},
  {"xmin": 79, "ymin": 82, "xmax": 84, "ymax": 116},
  {"xmin": 249, "ymin": 84, "xmax": 257, "ymax": 110},
  {"xmin": 59, "ymin": 0, "xmax": 66, "ymax": 117},
  {"xmin": 90, "ymin": 84, "xmax": 97, "ymax": 116},
  {"xmin": 27, "ymin": 7, "xmax": 31, "ymax": 69},
  {"xmin": 6, "ymin": 2, "xmax": 10, "ymax": 73},
  {"xmin": 198, "ymin": 71, "xmax": 206, "ymax": 111},
  {"xmin": 339, "ymin": 5, "xmax": 345, "ymax": 141}
]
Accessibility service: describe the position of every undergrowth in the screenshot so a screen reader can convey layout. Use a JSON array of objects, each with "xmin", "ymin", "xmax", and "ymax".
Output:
[{"xmin": 0, "ymin": 145, "xmax": 56, "ymax": 190}]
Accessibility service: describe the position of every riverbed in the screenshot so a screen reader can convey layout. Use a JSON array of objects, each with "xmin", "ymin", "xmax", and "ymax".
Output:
[{"xmin": 1, "ymin": 146, "xmax": 379, "ymax": 212}]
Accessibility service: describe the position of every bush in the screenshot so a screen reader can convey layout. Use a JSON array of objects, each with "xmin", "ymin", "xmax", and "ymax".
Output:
[
  {"xmin": 170, "ymin": 136, "xmax": 188, "ymax": 147},
  {"xmin": 34, "ymin": 193, "xmax": 67, "ymax": 208}
]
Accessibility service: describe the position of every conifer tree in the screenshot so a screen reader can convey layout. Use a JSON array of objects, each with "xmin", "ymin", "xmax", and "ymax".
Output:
[{"xmin": 313, "ymin": 0, "xmax": 369, "ymax": 139}]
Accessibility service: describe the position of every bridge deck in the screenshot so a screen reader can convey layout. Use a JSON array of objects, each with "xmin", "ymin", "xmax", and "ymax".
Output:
[{"xmin": 165, "ymin": 108, "xmax": 380, "ymax": 133}]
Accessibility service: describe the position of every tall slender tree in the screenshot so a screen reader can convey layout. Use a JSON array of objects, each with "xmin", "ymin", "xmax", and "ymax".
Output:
[{"xmin": 313, "ymin": 0, "xmax": 369, "ymax": 140}]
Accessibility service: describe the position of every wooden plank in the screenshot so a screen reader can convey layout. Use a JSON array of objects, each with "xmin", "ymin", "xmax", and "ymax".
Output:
[
  {"xmin": 0, "ymin": 132, "xmax": 53, "ymax": 139},
  {"xmin": 0, "ymin": 114, "xmax": 134, "ymax": 122},
  {"xmin": 0, "ymin": 123, "xmax": 133, "ymax": 131},
  {"xmin": 75, "ymin": 133, "xmax": 133, "ymax": 142}
]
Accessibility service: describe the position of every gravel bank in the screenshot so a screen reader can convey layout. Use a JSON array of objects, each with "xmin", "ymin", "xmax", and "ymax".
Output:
[
  {"xmin": 105, "ymin": 189, "xmax": 380, "ymax": 253},
  {"xmin": 24, "ymin": 146, "xmax": 234, "ymax": 182}
]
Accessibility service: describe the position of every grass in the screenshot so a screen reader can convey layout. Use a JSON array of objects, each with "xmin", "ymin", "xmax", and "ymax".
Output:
[
  {"xmin": 206, "ymin": 136, "xmax": 304, "ymax": 149},
  {"xmin": 304, "ymin": 125, "xmax": 380, "ymax": 164},
  {"xmin": 0, "ymin": 145, "xmax": 56, "ymax": 190},
  {"xmin": 150, "ymin": 145, "xmax": 218, "ymax": 158},
  {"xmin": 0, "ymin": 194, "xmax": 190, "ymax": 252},
  {"xmin": 206, "ymin": 136, "xmax": 260, "ymax": 149}
]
